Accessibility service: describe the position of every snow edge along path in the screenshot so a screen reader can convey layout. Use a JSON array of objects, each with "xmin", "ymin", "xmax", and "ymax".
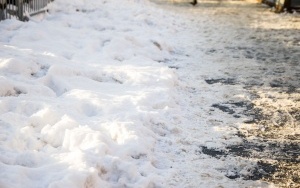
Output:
[
  {"xmin": 152, "ymin": 0, "xmax": 280, "ymax": 188},
  {"xmin": 0, "ymin": 0, "xmax": 184, "ymax": 187}
]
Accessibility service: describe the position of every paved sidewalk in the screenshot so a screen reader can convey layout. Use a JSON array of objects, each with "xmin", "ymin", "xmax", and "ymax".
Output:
[{"xmin": 151, "ymin": 0, "xmax": 300, "ymax": 187}]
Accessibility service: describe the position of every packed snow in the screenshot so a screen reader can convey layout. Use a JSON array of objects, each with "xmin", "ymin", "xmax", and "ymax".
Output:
[{"xmin": 0, "ymin": 0, "xmax": 299, "ymax": 187}]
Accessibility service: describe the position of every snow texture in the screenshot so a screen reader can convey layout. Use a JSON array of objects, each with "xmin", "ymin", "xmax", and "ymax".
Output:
[{"xmin": 0, "ymin": 0, "xmax": 299, "ymax": 187}]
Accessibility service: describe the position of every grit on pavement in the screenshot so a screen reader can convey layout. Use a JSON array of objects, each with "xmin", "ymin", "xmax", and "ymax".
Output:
[{"xmin": 150, "ymin": 0, "xmax": 300, "ymax": 187}]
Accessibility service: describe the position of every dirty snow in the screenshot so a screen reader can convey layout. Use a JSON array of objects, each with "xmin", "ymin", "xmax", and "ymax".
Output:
[{"xmin": 0, "ymin": 0, "xmax": 299, "ymax": 187}]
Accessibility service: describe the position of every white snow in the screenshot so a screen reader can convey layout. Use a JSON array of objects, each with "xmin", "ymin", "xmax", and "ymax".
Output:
[
  {"xmin": 0, "ymin": 0, "xmax": 181, "ymax": 187},
  {"xmin": 0, "ymin": 0, "xmax": 298, "ymax": 187}
]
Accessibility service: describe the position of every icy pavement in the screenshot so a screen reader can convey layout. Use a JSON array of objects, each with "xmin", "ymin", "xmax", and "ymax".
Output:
[
  {"xmin": 0, "ymin": 0, "xmax": 299, "ymax": 187},
  {"xmin": 151, "ymin": 0, "xmax": 300, "ymax": 187}
]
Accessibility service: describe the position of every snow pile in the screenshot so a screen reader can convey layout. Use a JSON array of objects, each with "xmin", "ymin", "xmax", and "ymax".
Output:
[{"xmin": 0, "ymin": 0, "xmax": 180, "ymax": 187}]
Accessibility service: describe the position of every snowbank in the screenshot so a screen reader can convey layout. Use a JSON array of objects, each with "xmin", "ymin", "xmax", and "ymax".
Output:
[{"xmin": 0, "ymin": 0, "xmax": 180, "ymax": 187}]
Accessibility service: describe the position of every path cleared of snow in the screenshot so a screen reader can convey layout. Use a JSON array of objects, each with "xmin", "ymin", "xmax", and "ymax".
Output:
[
  {"xmin": 0, "ymin": 0, "xmax": 299, "ymax": 187},
  {"xmin": 152, "ymin": 0, "xmax": 299, "ymax": 187}
]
